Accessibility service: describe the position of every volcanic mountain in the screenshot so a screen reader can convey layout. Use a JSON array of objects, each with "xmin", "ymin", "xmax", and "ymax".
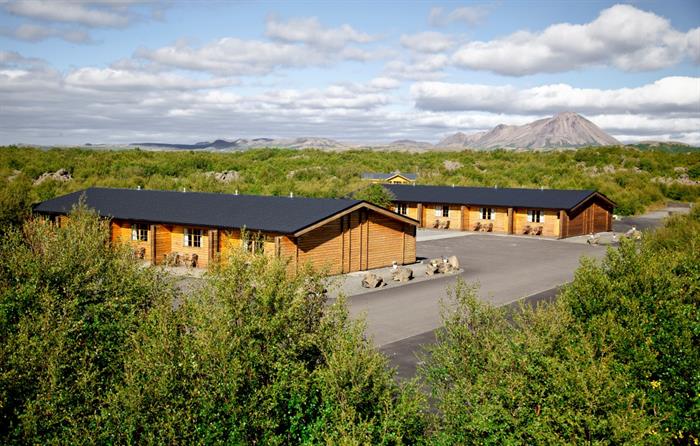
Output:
[{"xmin": 437, "ymin": 112, "xmax": 620, "ymax": 149}]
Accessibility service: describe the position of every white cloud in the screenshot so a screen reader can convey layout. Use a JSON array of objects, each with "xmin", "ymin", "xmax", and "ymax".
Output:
[
  {"xmin": 265, "ymin": 15, "xmax": 375, "ymax": 49},
  {"xmin": 384, "ymin": 54, "xmax": 449, "ymax": 80},
  {"xmin": 411, "ymin": 76, "xmax": 700, "ymax": 114},
  {"xmin": 4, "ymin": 0, "xmax": 131, "ymax": 27},
  {"xmin": 1, "ymin": 23, "xmax": 92, "ymax": 43},
  {"xmin": 64, "ymin": 67, "xmax": 237, "ymax": 90},
  {"xmin": 367, "ymin": 76, "xmax": 401, "ymax": 90},
  {"xmin": 429, "ymin": 6, "xmax": 490, "ymax": 27},
  {"xmin": 400, "ymin": 31, "xmax": 454, "ymax": 53},
  {"xmin": 136, "ymin": 38, "xmax": 327, "ymax": 76},
  {"xmin": 137, "ymin": 16, "xmax": 381, "ymax": 76},
  {"xmin": 452, "ymin": 4, "xmax": 699, "ymax": 75}
]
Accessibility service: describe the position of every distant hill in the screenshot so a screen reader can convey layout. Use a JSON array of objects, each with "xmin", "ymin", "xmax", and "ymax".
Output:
[
  {"xmin": 437, "ymin": 112, "xmax": 620, "ymax": 149},
  {"xmin": 630, "ymin": 141, "xmax": 700, "ymax": 153},
  {"xmin": 130, "ymin": 137, "xmax": 347, "ymax": 151}
]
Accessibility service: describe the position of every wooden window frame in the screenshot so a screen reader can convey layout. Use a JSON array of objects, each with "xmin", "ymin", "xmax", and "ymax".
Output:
[
  {"xmin": 396, "ymin": 203, "xmax": 408, "ymax": 215},
  {"xmin": 184, "ymin": 228, "xmax": 203, "ymax": 248},
  {"xmin": 132, "ymin": 223, "xmax": 148, "ymax": 242},
  {"xmin": 527, "ymin": 210, "xmax": 543, "ymax": 223},
  {"xmin": 441, "ymin": 205, "xmax": 449, "ymax": 217},
  {"xmin": 244, "ymin": 238, "xmax": 265, "ymax": 254},
  {"xmin": 480, "ymin": 207, "xmax": 493, "ymax": 220}
]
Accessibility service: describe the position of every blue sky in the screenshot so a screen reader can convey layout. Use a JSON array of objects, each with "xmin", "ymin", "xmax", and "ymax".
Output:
[{"xmin": 0, "ymin": 0, "xmax": 698, "ymax": 145}]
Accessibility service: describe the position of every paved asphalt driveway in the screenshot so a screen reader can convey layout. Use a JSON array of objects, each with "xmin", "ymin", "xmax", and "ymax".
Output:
[
  {"xmin": 355, "ymin": 207, "xmax": 683, "ymax": 379},
  {"xmin": 348, "ymin": 234, "xmax": 608, "ymax": 348}
]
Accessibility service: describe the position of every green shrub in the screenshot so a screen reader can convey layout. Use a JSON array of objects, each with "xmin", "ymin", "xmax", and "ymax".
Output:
[
  {"xmin": 0, "ymin": 209, "xmax": 426, "ymax": 444},
  {"xmin": 353, "ymin": 184, "xmax": 396, "ymax": 208},
  {"xmin": 422, "ymin": 208, "xmax": 700, "ymax": 444},
  {"xmin": 0, "ymin": 207, "xmax": 172, "ymax": 443}
]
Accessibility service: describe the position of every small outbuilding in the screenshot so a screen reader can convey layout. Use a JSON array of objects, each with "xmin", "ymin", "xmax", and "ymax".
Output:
[
  {"xmin": 384, "ymin": 184, "xmax": 615, "ymax": 238},
  {"xmin": 33, "ymin": 188, "xmax": 418, "ymax": 274},
  {"xmin": 361, "ymin": 172, "xmax": 417, "ymax": 184}
]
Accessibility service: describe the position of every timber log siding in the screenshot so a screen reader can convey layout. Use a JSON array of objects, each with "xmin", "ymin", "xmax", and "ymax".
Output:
[
  {"xmin": 385, "ymin": 184, "xmax": 615, "ymax": 239},
  {"xmin": 280, "ymin": 208, "xmax": 416, "ymax": 275},
  {"xmin": 34, "ymin": 187, "xmax": 418, "ymax": 274}
]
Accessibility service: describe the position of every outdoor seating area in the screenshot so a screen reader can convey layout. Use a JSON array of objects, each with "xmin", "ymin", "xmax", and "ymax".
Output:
[
  {"xmin": 133, "ymin": 246, "xmax": 146, "ymax": 259},
  {"xmin": 522, "ymin": 225, "xmax": 544, "ymax": 236},
  {"xmin": 472, "ymin": 221, "xmax": 493, "ymax": 232},
  {"xmin": 432, "ymin": 219, "xmax": 450, "ymax": 229},
  {"xmin": 163, "ymin": 252, "xmax": 199, "ymax": 268}
]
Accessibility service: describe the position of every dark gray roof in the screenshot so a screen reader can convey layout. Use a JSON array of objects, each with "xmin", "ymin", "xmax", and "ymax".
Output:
[
  {"xmin": 361, "ymin": 172, "xmax": 418, "ymax": 181},
  {"xmin": 33, "ymin": 188, "xmax": 364, "ymax": 234},
  {"xmin": 384, "ymin": 184, "xmax": 611, "ymax": 211}
]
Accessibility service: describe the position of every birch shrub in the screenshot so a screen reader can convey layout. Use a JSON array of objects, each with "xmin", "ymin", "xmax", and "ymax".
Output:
[
  {"xmin": 101, "ymin": 248, "xmax": 426, "ymax": 445},
  {"xmin": 0, "ymin": 210, "xmax": 427, "ymax": 445},
  {"xmin": 0, "ymin": 208, "xmax": 173, "ymax": 444}
]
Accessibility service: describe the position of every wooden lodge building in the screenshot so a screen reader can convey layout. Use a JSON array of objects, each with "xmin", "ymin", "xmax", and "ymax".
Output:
[
  {"xmin": 34, "ymin": 188, "xmax": 418, "ymax": 274},
  {"xmin": 384, "ymin": 184, "xmax": 615, "ymax": 238},
  {"xmin": 361, "ymin": 172, "xmax": 417, "ymax": 184}
]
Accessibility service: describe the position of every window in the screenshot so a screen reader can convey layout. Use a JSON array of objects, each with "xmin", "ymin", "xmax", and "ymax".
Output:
[
  {"xmin": 184, "ymin": 228, "xmax": 202, "ymax": 248},
  {"xmin": 244, "ymin": 238, "xmax": 265, "ymax": 254},
  {"xmin": 527, "ymin": 210, "xmax": 544, "ymax": 223},
  {"xmin": 396, "ymin": 203, "xmax": 407, "ymax": 215},
  {"xmin": 434, "ymin": 205, "xmax": 449, "ymax": 217},
  {"xmin": 480, "ymin": 207, "xmax": 493, "ymax": 220},
  {"xmin": 131, "ymin": 223, "xmax": 148, "ymax": 241}
]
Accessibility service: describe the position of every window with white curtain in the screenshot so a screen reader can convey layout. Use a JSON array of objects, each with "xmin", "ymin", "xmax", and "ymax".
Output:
[
  {"xmin": 480, "ymin": 207, "xmax": 493, "ymax": 220},
  {"xmin": 184, "ymin": 228, "xmax": 202, "ymax": 248},
  {"xmin": 527, "ymin": 210, "xmax": 543, "ymax": 223},
  {"xmin": 131, "ymin": 224, "xmax": 148, "ymax": 241}
]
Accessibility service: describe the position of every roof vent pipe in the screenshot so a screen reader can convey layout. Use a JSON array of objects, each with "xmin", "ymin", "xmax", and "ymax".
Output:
[
  {"xmin": 541, "ymin": 186, "xmax": 544, "ymax": 191},
  {"xmin": 290, "ymin": 192, "xmax": 294, "ymax": 198},
  {"xmin": 235, "ymin": 189, "xmax": 239, "ymax": 195},
  {"xmin": 137, "ymin": 185, "xmax": 141, "ymax": 190},
  {"xmin": 182, "ymin": 187, "xmax": 186, "ymax": 193},
  {"xmin": 452, "ymin": 184, "xmax": 455, "ymax": 188}
]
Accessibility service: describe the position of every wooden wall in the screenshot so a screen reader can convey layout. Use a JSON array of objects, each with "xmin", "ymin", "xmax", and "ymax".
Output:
[
  {"xmin": 282, "ymin": 208, "xmax": 416, "ymax": 275},
  {"xmin": 513, "ymin": 209, "xmax": 561, "ymax": 237},
  {"xmin": 564, "ymin": 198, "xmax": 613, "ymax": 237},
  {"xmin": 466, "ymin": 206, "xmax": 508, "ymax": 233},
  {"xmin": 154, "ymin": 224, "xmax": 172, "ymax": 265},
  {"xmin": 170, "ymin": 225, "xmax": 210, "ymax": 268},
  {"xmin": 102, "ymin": 209, "xmax": 416, "ymax": 273},
  {"xmin": 419, "ymin": 204, "xmax": 462, "ymax": 230},
  {"xmin": 110, "ymin": 220, "xmax": 152, "ymax": 261}
]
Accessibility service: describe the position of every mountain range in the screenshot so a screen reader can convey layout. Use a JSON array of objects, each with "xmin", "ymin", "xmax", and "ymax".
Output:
[{"xmin": 128, "ymin": 112, "xmax": 624, "ymax": 151}]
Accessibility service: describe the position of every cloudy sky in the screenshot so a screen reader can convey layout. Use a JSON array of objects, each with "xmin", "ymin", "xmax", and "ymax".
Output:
[{"xmin": 0, "ymin": 0, "xmax": 698, "ymax": 145}]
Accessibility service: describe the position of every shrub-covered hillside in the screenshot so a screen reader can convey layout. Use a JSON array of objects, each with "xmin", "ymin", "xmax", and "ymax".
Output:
[{"xmin": 1, "ymin": 145, "xmax": 698, "ymax": 227}]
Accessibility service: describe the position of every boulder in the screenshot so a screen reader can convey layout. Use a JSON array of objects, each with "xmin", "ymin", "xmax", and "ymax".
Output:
[
  {"xmin": 392, "ymin": 267, "xmax": 413, "ymax": 282},
  {"xmin": 443, "ymin": 160, "xmax": 463, "ymax": 171},
  {"xmin": 361, "ymin": 273, "xmax": 384, "ymax": 288},
  {"xmin": 34, "ymin": 168, "xmax": 72, "ymax": 185},
  {"xmin": 426, "ymin": 258, "xmax": 443, "ymax": 275},
  {"xmin": 447, "ymin": 255, "xmax": 460, "ymax": 270},
  {"xmin": 207, "ymin": 170, "xmax": 241, "ymax": 183}
]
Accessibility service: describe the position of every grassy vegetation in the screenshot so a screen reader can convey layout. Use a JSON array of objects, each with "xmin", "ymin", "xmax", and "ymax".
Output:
[{"xmin": 1, "ymin": 145, "xmax": 698, "ymax": 226}]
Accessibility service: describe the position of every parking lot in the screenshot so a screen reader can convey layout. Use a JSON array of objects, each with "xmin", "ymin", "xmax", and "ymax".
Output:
[
  {"xmin": 352, "ymin": 206, "xmax": 687, "ymax": 378},
  {"xmin": 348, "ymin": 233, "xmax": 608, "ymax": 349}
]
